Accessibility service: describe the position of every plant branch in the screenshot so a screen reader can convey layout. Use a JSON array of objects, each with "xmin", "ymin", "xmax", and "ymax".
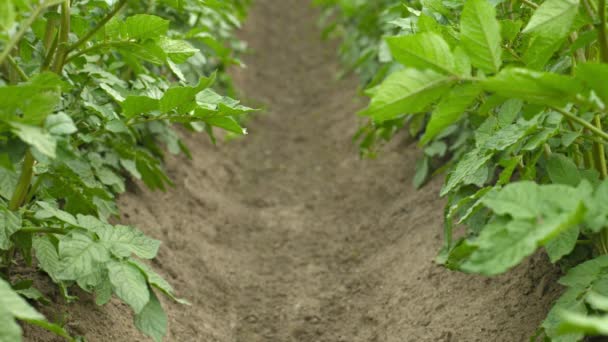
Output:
[
  {"xmin": 20, "ymin": 227, "xmax": 69, "ymax": 235},
  {"xmin": 598, "ymin": 0, "xmax": 608, "ymax": 62},
  {"xmin": 51, "ymin": 1, "xmax": 71, "ymax": 73},
  {"xmin": 520, "ymin": 0, "xmax": 539, "ymax": 9},
  {"xmin": 66, "ymin": 0, "xmax": 127, "ymax": 53},
  {"xmin": 8, "ymin": 150, "xmax": 35, "ymax": 211},
  {"xmin": 6, "ymin": 55, "xmax": 28, "ymax": 81},
  {"xmin": 0, "ymin": 5, "xmax": 48, "ymax": 66},
  {"xmin": 552, "ymin": 107, "xmax": 608, "ymax": 141}
]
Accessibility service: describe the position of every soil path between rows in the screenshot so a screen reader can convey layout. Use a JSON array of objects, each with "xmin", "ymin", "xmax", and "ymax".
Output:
[{"xmin": 27, "ymin": 0, "xmax": 562, "ymax": 341}]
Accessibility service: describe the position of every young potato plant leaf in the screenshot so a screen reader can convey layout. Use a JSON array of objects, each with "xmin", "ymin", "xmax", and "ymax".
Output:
[
  {"xmin": 134, "ymin": 291, "xmax": 167, "ymax": 342},
  {"xmin": 460, "ymin": 0, "xmax": 502, "ymax": 73},
  {"xmin": 481, "ymin": 68, "xmax": 583, "ymax": 106},
  {"xmin": 420, "ymin": 83, "xmax": 481, "ymax": 145},
  {"xmin": 359, "ymin": 68, "xmax": 454, "ymax": 122},
  {"xmin": 107, "ymin": 261, "xmax": 150, "ymax": 313},
  {"xmin": 0, "ymin": 206, "xmax": 21, "ymax": 250},
  {"xmin": 125, "ymin": 14, "xmax": 170, "ymax": 40},
  {"xmin": 385, "ymin": 32, "xmax": 456, "ymax": 74},
  {"xmin": 522, "ymin": 0, "xmax": 579, "ymax": 69},
  {"xmin": 576, "ymin": 63, "xmax": 608, "ymax": 108},
  {"xmin": 0, "ymin": 278, "xmax": 71, "ymax": 342}
]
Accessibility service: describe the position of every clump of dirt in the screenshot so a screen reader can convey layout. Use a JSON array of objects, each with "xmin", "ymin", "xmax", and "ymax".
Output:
[{"xmin": 25, "ymin": 0, "xmax": 562, "ymax": 341}]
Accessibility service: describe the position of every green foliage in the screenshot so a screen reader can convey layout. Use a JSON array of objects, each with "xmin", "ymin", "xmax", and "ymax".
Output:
[
  {"xmin": 0, "ymin": 0, "xmax": 251, "ymax": 340},
  {"xmin": 319, "ymin": 0, "xmax": 608, "ymax": 339}
]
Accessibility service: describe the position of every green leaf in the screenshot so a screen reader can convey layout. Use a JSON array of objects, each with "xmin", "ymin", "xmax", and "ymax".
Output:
[
  {"xmin": 0, "ymin": 1, "xmax": 15, "ymax": 31},
  {"xmin": 0, "ymin": 72, "xmax": 64, "ymax": 125},
  {"xmin": 204, "ymin": 116, "xmax": 246, "ymax": 135},
  {"xmin": 45, "ymin": 113, "xmax": 77, "ymax": 135},
  {"xmin": 545, "ymin": 225, "xmax": 579, "ymax": 263},
  {"xmin": 33, "ymin": 236, "xmax": 61, "ymax": 282},
  {"xmin": 130, "ymin": 259, "xmax": 189, "ymax": 304},
  {"xmin": 441, "ymin": 148, "xmax": 492, "ymax": 196},
  {"xmin": 125, "ymin": 15, "xmax": 170, "ymax": 40},
  {"xmin": 547, "ymin": 154, "xmax": 581, "ymax": 186},
  {"xmin": 576, "ymin": 63, "xmax": 608, "ymax": 108},
  {"xmin": 0, "ymin": 207, "xmax": 20, "ymax": 250},
  {"xmin": 413, "ymin": 157, "xmax": 429, "ymax": 189},
  {"xmin": 359, "ymin": 69, "xmax": 454, "ymax": 122},
  {"xmin": 523, "ymin": 0, "xmax": 579, "ymax": 33},
  {"xmin": 107, "ymin": 261, "xmax": 150, "ymax": 313},
  {"xmin": 481, "ymin": 68, "xmax": 582, "ymax": 106},
  {"xmin": 522, "ymin": 0, "xmax": 579, "ymax": 69},
  {"xmin": 385, "ymin": 32, "xmax": 456, "ymax": 74},
  {"xmin": 420, "ymin": 83, "xmax": 481, "ymax": 145},
  {"xmin": 121, "ymin": 96, "xmax": 160, "ymax": 119},
  {"xmin": 10, "ymin": 123, "xmax": 56, "ymax": 158},
  {"xmin": 0, "ymin": 277, "xmax": 44, "ymax": 321},
  {"xmin": 97, "ymin": 224, "xmax": 160, "ymax": 259},
  {"xmin": 158, "ymin": 38, "xmax": 199, "ymax": 64},
  {"xmin": 134, "ymin": 291, "xmax": 167, "ymax": 342},
  {"xmin": 462, "ymin": 204, "xmax": 585, "ymax": 275},
  {"xmin": 57, "ymin": 232, "xmax": 110, "ymax": 284},
  {"xmin": 460, "ymin": 0, "xmax": 502, "ymax": 73}
]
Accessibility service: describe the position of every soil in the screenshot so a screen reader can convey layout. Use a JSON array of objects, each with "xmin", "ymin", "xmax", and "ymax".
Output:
[{"xmin": 25, "ymin": 0, "xmax": 564, "ymax": 341}]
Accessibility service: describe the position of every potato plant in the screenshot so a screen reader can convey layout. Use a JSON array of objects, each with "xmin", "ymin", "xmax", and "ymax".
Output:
[
  {"xmin": 0, "ymin": 0, "xmax": 252, "ymax": 341},
  {"xmin": 318, "ymin": 0, "xmax": 608, "ymax": 339}
]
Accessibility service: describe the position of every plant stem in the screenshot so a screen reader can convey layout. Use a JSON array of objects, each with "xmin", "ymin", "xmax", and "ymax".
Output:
[
  {"xmin": 520, "ymin": 0, "xmax": 539, "ymax": 9},
  {"xmin": 51, "ymin": 1, "xmax": 71, "ymax": 74},
  {"xmin": 8, "ymin": 151, "xmax": 35, "ymax": 211},
  {"xmin": 552, "ymin": 107, "xmax": 608, "ymax": 141},
  {"xmin": 6, "ymin": 55, "xmax": 28, "ymax": 81},
  {"xmin": 19, "ymin": 227, "xmax": 69, "ymax": 235},
  {"xmin": 0, "ymin": 4, "xmax": 48, "ymax": 66},
  {"xmin": 599, "ymin": 0, "xmax": 608, "ymax": 62},
  {"xmin": 592, "ymin": 115, "xmax": 608, "ymax": 179},
  {"xmin": 66, "ymin": 0, "xmax": 127, "ymax": 53}
]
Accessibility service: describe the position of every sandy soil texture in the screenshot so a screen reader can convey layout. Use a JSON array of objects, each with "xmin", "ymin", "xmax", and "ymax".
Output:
[{"xmin": 25, "ymin": 0, "xmax": 564, "ymax": 341}]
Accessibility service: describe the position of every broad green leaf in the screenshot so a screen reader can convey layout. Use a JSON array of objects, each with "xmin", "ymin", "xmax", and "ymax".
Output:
[
  {"xmin": 482, "ymin": 68, "xmax": 582, "ymax": 106},
  {"xmin": 204, "ymin": 117, "xmax": 246, "ymax": 135},
  {"xmin": 523, "ymin": 0, "xmax": 579, "ymax": 33},
  {"xmin": 420, "ymin": 83, "xmax": 481, "ymax": 145},
  {"xmin": 107, "ymin": 261, "xmax": 150, "ymax": 313},
  {"xmin": 413, "ymin": 157, "xmax": 429, "ymax": 189},
  {"xmin": 545, "ymin": 225, "xmax": 579, "ymax": 262},
  {"xmin": 576, "ymin": 63, "xmax": 608, "ymax": 108},
  {"xmin": 543, "ymin": 256, "xmax": 608, "ymax": 340},
  {"xmin": 522, "ymin": 0, "xmax": 579, "ymax": 69},
  {"xmin": 0, "ymin": 1, "xmax": 15, "ymax": 30},
  {"xmin": 441, "ymin": 148, "xmax": 493, "ymax": 196},
  {"xmin": 33, "ymin": 236, "xmax": 61, "ymax": 282},
  {"xmin": 130, "ymin": 259, "xmax": 189, "ymax": 304},
  {"xmin": 125, "ymin": 15, "xmax": 169, "ymax": 40},
  {"xmin": 0, "ymin": 72, "xmax": 64, "ymax": 125},
  {"xmin": 35, "ymin": 201, "xmax": 78, "ymax": 226},
  {"xmin": 158, "ymin": 38, "xmax": 199, "ymax": 64},
  {"xmin": 547, "ymin": 154, "xmax": 581, "ymax": 186},
  {"xmin": 134, "ymin": 291, "xmax": 167, "ymax": 342},
  {"xmin": 558, "ymin": 311, "xmax": 608, "ymax": 336},
  {"xmin": 462, "ymin": 204, "xmax": 585, "ymax": 275},
  {"xmin": 10, "ymin": 123, "xmax": 56, "ymax": 158},
  {"xmin": 0, "ymin": 207, "xmax": 20, "ymax": 250},
  {"xmin": 0, "ymin": 277, "xmax": 44, "ymax": 321},
  {"xmin": 0, "ymin": 308, "xmax": 22, "ymax": 342},
  {"xmin": 385, "ymin": 32, "xmax": 456, "ymax": 74},
  {"xmin": 359, "ymin": 69, "xmax": 454, "ymax": 122},
  {"xmin": 121, "ymin": 96, "xmax": 160, "ymax": 118},
  {"xmin": 460, "ymin": 0, "xmax": 502, "ymax": 73},
  {"xmin": 57, "ymin": 233, "xmax": 110, "ymax": 284},
  {"xmin": 45, "ymin": 113, "xmax": 77, "ymax": 135},
  {"xmin": 97, "ymin": 224, "xmax": 160, "ymax": 259}
]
